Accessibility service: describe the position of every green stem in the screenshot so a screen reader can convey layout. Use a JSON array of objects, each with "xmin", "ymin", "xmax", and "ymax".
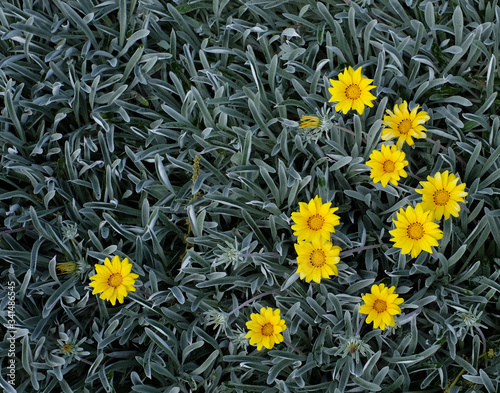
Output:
[
  {"xmin": 444, "ymin": 351, "xmax": 491, "ymax": 393},
  {"xmin": 443, "ymin": 345, "xmax": 490, "ymax": 392},
  {"xmin": 444, "ymin": 367, "xmax": 466, "ymax": 393}
]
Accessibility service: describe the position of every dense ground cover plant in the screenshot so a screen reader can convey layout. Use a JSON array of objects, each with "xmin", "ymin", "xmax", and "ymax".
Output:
[{"xmin": 0, "ymin": 0, "xmax": 499, "ymax": 392}]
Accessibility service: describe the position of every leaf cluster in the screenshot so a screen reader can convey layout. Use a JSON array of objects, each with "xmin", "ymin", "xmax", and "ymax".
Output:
[{"xmin": 0, "ymin": 0, "xmax": 499, "ymax": 392}]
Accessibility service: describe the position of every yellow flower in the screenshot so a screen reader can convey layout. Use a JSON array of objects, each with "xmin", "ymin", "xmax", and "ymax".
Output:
[
  {"xmin": 389, "ymin": 204, "xmax": 443, "ymax": 258},
  {"xmin": 382, "ymin": 101, "xmax": 430, "ymax": 148},
  {"xmin": 245, "ymin": 307, "xmax": 286, "ymax": 350},
  {"xmin": 291, "ymin": 195, "xmax": 340, "ymax": 243},
  {"xmin": 57, "ymin": 262, "xmax": 78, "ymax": 275},
  {"xmin": 328, "ymin": 66, "xmax": 377, "ymax": 115},
  {"xmin": 295, "ymin": 239, "xmax": 341, "ymax": 283},
  {"xmin": 359, "ymin": 283, "xmax": 404, "ymax": 330},
  {"xmin": 56, "ymin": 261, "xmax": 88, "ymax": 277},
  {"xmin": 62, "ymin": 344, "xmax": 73, "ymax": 354},
  {"xmin": 415, "ymin": 170, "xmax": 468, "ymax": 220},
  {"xmin": 89, "ymin": 256, "xmax": 139, "ymax": 306},
  {"xmin": 299, "ymin": 115, "xmax": 321, "ymax": 129},
  {"xmin": 366, "ymin": 144, "xmax": 408, "ymax": 187}
]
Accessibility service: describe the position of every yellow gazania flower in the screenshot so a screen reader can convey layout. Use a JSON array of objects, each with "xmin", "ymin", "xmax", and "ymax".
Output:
[
  {"xmin": 295, "ymin": 239, "xmax": 341, "ymax": 283},
  {"xmin": 366, "ymin": 144, "xmax": 408, "ymax": 187},
  {"xmin": 57, "ymin": 262, "xmax": 78, "ymax": 275},
  {"xmin": 56, "ymin": 261, "xmax": 88, "ymax": 277},
  {"xmin": 415, "ymin": 170, "xmax": 468, "ymax": 220},
  {"xmin": 382, "ymin": 101, "xmax": 430, "ymax": 148},
  {"xmin": 89, "ymin": 256, "xmax": 139, "ymax": 306},
  {"xmin": 245, "ymin": 307, "xmax": 286, "ymax": 350},
  {"xmin": 299, "ymin": 115, "xmax": 321, "ymax": 129},
  {"xmin": 291, "ymin": 195, "xmax": 340, "ymax": 243},
  {"xmin": 359, "ymin": 283, "xmax": 404, "ymax": 330},
  {"xmin": 389, "ymin": 204, "xmax": 443, "ymax": 258},
  {"xmin": 62, "ymin": 344, "xmax": 73, "ymax": 354},
  {"xmin": 328, "ymin": 66, "xmax": 377, "ymax": 115}
]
